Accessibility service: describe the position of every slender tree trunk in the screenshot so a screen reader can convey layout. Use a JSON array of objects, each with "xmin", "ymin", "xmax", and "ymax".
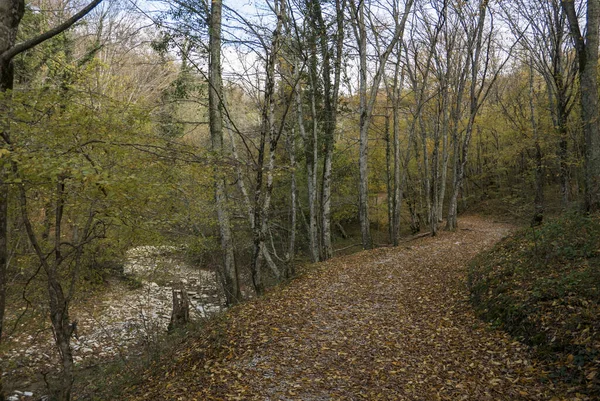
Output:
[
  {"xmin": 308, "ymin": 70, "xmax": 320, "ymax": 259},
  {"xmin": 286, "ymin": 129, "xmax": 297, "ymax": 277},
  {"xmin": 317, "ymin": 0, "xmax": 344, "ymax": 260},
  {"xmin": 18, "ymin": 179, "xmax": 75, "ymax": 401},
  {"xmin": 392, "ymin": 87, "xmax": 401, "ymax": 244},
  {"xmin": 529, "ymin": 61, "xmax": 544, "ymax": 222},
  {"xmin": 251, "ymin": 0, "xmax": 284, "ymax": 294},
  {"xmin": 557, "ymin": 120, "xmax": 570, "ymax": 206},
  {"xmin": 419, "ymin": 115, "xmax": 432, "ymax": 229},
  {"xmin": 226, "ymin": 114, "xmax": 280, "ymax": 273},
  {"xmin": 260, "ymin": 141, "xmax": 282, "ymax": 280},
  {"xmin": 385, "ymin": 111, "xmax": 394, "ymax": 241},
  {"xmin": 446, "ymin": 0, "xmax": 489, "ymax": 231},
  {"xmin": 294, "ymin": 75, "xmax": 319, "ymax": 263},
  {"xmin": 562, "ymin": 0, "xmax": 600, "ymax": 212},
  {"xmin": 226, "ymin": 122, "xmax": 254, "ymax": 226},
  {"xmin": 355, "ymin": 0, "xmax": 372, "ymax": 249},
  {"xmin": 430, "ymin": 105, "xmax": 441, "ymax": 236},
  {"xmin": 320, "ymin": 136, "xmax": 333, "ymax": 259},
  {"xmin": 209, "ymin": 0, "xmax": 240, "ymax": 305},
  {"xmin": 438, "ymin": 84, "xmax": 450, "ymax": 223},
  {"xmin": 350, "ymin": 0, "xmax": 414, "ymax": 249}
]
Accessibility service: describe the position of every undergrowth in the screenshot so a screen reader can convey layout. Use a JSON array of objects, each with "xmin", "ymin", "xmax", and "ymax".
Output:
[{"xmin": 469, "ymin": 211, "xmax": 600, "ymax": 396}]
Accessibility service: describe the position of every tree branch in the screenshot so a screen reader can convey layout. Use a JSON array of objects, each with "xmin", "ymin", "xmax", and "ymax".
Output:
[{"xmin": 1, "ymin": 0, "xmax": 103, "ymax": 62}]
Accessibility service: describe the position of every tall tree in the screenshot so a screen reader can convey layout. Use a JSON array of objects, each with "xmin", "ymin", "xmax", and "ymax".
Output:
[
  {"xmin": 562, "ymin": 0, "xmax": 600, "ymax": 212},
  {"xmin": 316, "ymin": 0, "xmax": 345, "ymax": 260},
  {"xmin": 249, "ymin": 0, "xmax": 286, "ymax": 294},
  {"xmin": 445, "ymin": 0, "xmax": 493, "ymax": 231},
  {"xmin": 209, "ymin": 0, "xmax": 241, "ymax": 305},
  {"xmin": 349, "ymin": 0, "xmax": 413, "ymax": 249}
]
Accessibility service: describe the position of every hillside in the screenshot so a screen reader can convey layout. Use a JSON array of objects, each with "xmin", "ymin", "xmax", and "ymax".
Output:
[{"xmin": 470, "ymin": 213, "xmax": 600, "ymax": 398}]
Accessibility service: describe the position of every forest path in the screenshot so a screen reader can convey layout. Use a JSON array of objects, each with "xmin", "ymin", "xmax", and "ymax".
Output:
[{"xmin": 128, "ymin": 216, "xmax": 569, "ymax": 400}]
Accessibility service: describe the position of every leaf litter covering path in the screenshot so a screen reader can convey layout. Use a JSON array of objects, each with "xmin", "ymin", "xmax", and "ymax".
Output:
[{"xmin": 127, "ymin": 216, "xmax": 572, "ymax": 401}]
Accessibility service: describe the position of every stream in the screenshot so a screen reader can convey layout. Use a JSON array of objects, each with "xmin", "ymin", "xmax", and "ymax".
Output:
[{"xmin": 3, "ymin": 246, "xmax": 224, "ymax": 400}]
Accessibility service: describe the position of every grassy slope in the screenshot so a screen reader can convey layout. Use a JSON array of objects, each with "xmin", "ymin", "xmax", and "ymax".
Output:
[{"xmin": 469, "ymin": 212, "xmax": 600, "ymax": 396}]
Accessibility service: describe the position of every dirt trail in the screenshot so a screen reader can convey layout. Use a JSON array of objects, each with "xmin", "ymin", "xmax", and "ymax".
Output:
[{"xmin": 127, "ymin": 216, "xmax": 573, "ymax": 400}]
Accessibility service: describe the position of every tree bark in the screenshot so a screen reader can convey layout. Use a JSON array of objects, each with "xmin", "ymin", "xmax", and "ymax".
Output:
[
  {"xmin": 294, "ymin": 72, "xmax": 319, "ymax": 263},
  {"xmin": 356, "ymin": 0, "xmax": 371, "ymax": 249},
  {"xmin": 209, "ymin": 0, "xmax": 240, "ymax": 305},
  {"xmin": 286, "ymin": 129, "xmax": 297, "ymax": 278},
  {"xmin": 562, "ymin": 0, "xmax": 600, "ymax": 213},
  {"xmin": 529, "ymin": 61, "xmax": 545, "ymax": 223},
  {"xmin": 18, "ymin": 178, "xmax": 77, "ymax": 401},
  {"xmin": 350, "ymin": 0, "xmax": 414, "ymax": 249},
  {"xmin": 251, "ymin": 0, "xmax": 284, "ymax": 295},
  {"xmin": 318, "ymin": 0, "xmax": 344, "ymax": 261},
  {"xmin": 446, "ymin": 0, "xmax": 490, "ymax": 231}
]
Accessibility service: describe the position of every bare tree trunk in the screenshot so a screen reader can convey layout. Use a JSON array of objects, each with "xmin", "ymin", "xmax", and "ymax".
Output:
[
  {"xmin": 259, "ymin": 144, "xmax": 282, "ymax": 281},
  {"xmin": 251, "ymin": 0, "xmax": 284, "ymax": 295},
  {"xmin": 356, "ymin": 1, "xmax": 372, "ymax": 249},
  {"xmin": 419, "ymin": 115, "xmax": 432, "ymax": 230},
  {"xmin": 318, "ymin": 0, "xmax": 345, "ymax": 261},
  {"xmin": 227, "ymin": 116, "xmax": 279, "ymax": 279},
  {"xmin": 391, "ymin": 52, "xmax": 405, "ymax": 245},
  {"xmin": 446, "ymin": 0, "xmax": 490, "ymax": 231},
  {"xmin": 18, "ymin": 178, "xmax": 77, "ymax": 401},
  {"xmin": 308, "ymin": 71, "xmax": 320, "ymax": 261},
  {"xmin": 320, "ymin": 136, "xmax": 333, "ymax": 259},
  {"xmin": 436, "ymin": 12, "xmax": 452, "ymax": 224},
  {"xmin": 385, "ymin": 110, "xmax": 394, "ymax": 242},
  {"xmin": 226, "ymin": 122, "xmax": 254, "ymax": 227},
  {"xmin": 562, "ymin": 0, "xmax": 600, "ymax": 213},
  {"xmin": 438, "ymin": 82, "xmax": 450, "ymax": 223},
  {"xmin": 430, "ymin": 108, "xmax": 441, "ymax": 236},
  {"xmin": 209, "ymin": 0, "xmax": 240, "ymax": 305},
  {"xmin": 350, "ymin": 0, "xmax": 414, "ymax": 249},
  {"xmin": 286, "ymin": 129, "xmax": 297, "ymax": 277},
  {"xmin": 354, "ymin": 0, "xmax": 377, "ymax": 248},
  {"xmin": 529, "ymin": 61, "xmax": 544, "ymax": 223},
  {"xmin": 294, "ymin": 73, "xmax": 319, "ymax": 263}
]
